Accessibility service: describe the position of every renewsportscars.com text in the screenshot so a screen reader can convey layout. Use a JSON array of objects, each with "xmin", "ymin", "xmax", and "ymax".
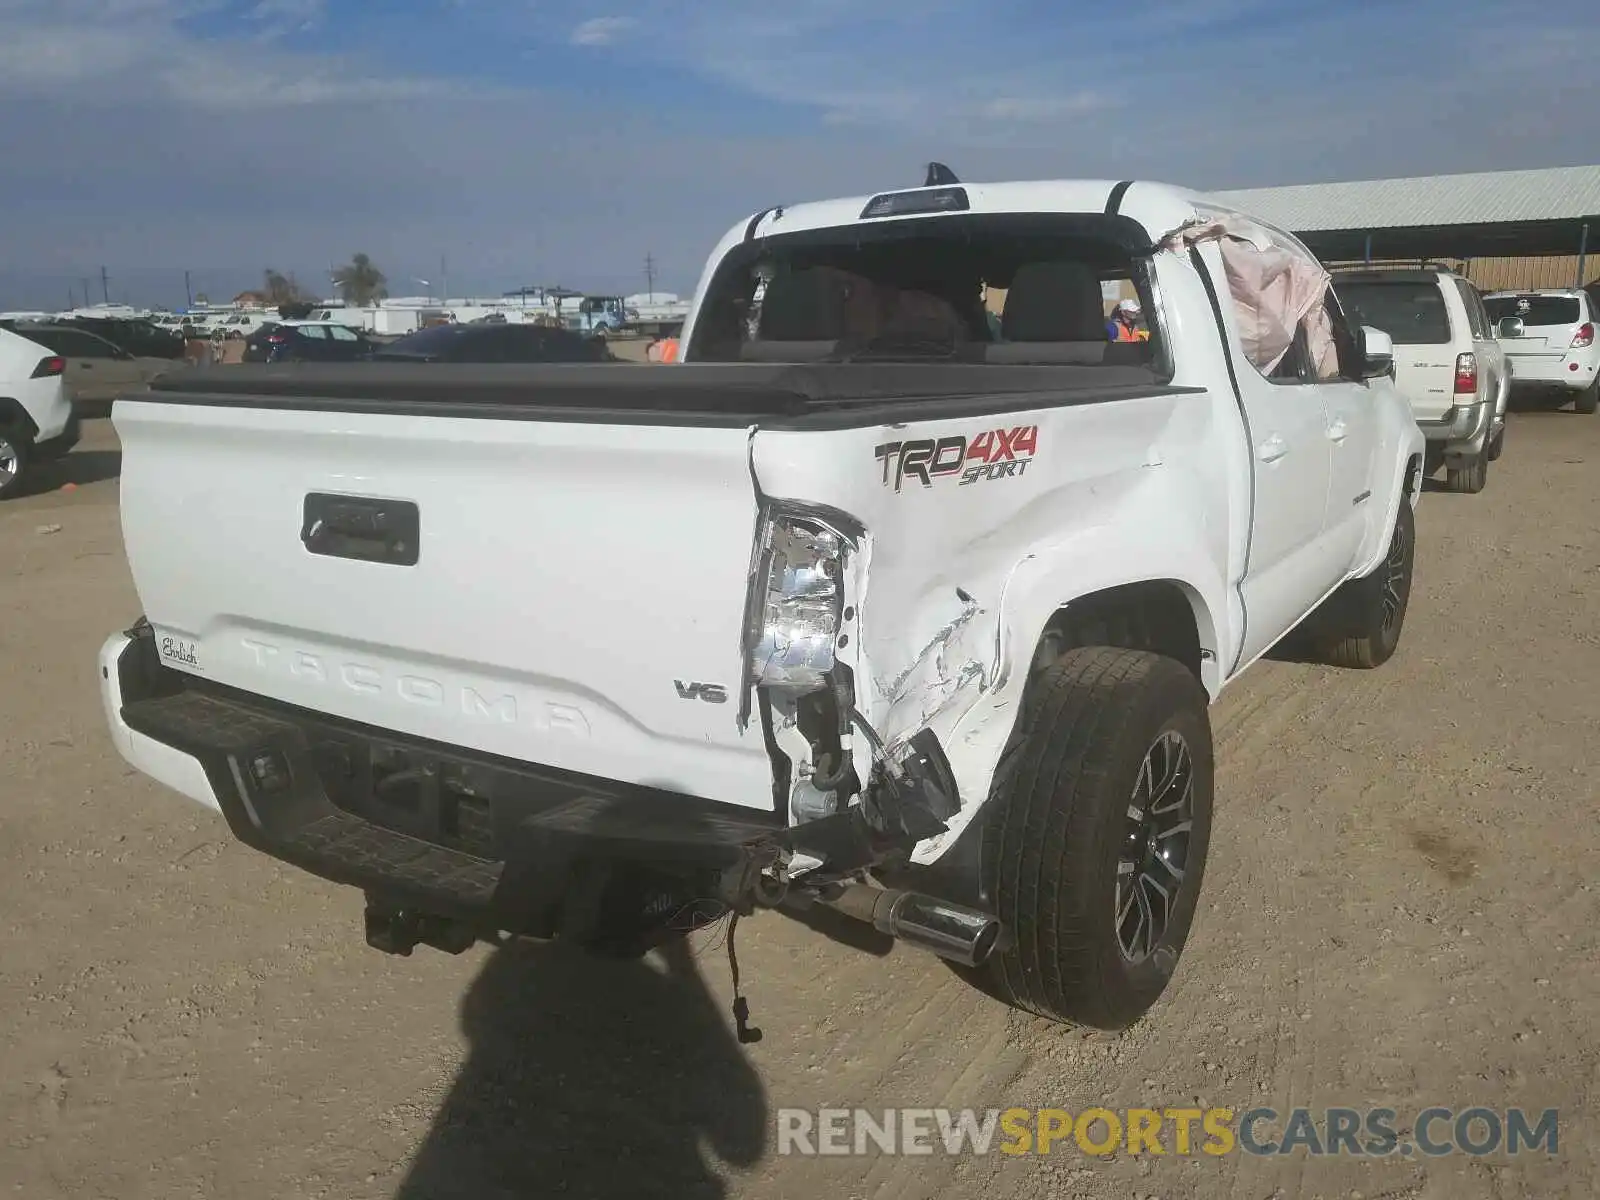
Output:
[{"xmin": 776, "ymin": 1106, "xmax": 1559, "ymax": 1158}]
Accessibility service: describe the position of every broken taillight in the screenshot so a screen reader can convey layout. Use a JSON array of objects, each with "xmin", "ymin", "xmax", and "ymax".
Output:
[
  {"xmin": 1453, "ymin": 352, "xmax": 1478, "ymax": 395},
  {"xmin": 746, "ymin": 511, "xmax": 848, "ymax": 695},
  {"xmin": 1572, "ymin": 323, "xmax": 1595, "ymax": 349}
]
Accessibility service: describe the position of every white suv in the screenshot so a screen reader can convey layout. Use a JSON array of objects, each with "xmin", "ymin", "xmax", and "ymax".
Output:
[
  {"xmin": 1484, "ymin": 289, "xmax": 1600, "ymax": 415},
  {"xmin": 1334, "ymin": 267, "xmax": 1509, "ymax": 494},
  {"xmin": 0, "ymin": 326, "xmax": 80, "ymax": 499}
]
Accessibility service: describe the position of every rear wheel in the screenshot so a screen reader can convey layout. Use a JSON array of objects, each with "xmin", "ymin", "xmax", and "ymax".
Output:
[
  {"xmin": 1575, "ymin": 379, "xmax": 1599, "ymax": 415},
  {"xmin": 1314, "ymin": 499, "xmax": 1415, "ymax": 669},
  {"xmin": 1445, "ymin": 445, "xmax": 1488, "ymax": 494},
  {"xmin": 1487, "ymin": 421, "xmax": 1506, "ymax": 462},
  {"xmin": 0, "ymin": 432, "xmax": 30, "ymax": 500},
  {"xmin": 976, "ymin": 647, "xmax": 1214, "ymax": 1030}
]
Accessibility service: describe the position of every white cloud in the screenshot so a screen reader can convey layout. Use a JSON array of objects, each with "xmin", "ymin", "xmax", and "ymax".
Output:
[
  {"xmin": 0, "ymin": 0, "xmax": 490, "ymax": 107},
  {"xmin": 1, "ymin": 0, "xmax": 1599, "ymax": 312},
  {"xmin": 570, "ymin": 15, "xmax": 633, "ymax": 46},
  {"xmin": 246, "ymin": 0, "xmax": 329, "ymax": 35}
]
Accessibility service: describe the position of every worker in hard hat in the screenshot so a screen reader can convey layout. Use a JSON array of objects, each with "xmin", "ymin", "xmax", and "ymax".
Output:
[{"xmin": 1107, "ymin": 298, "xmax": 1149, "ymax": 342}]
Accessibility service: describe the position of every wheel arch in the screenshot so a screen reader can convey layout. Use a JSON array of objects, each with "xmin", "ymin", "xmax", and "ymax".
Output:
[
  {"xmin": 0, "ymin": 397, "xmax": 40, "ymax": 439},
  {"xmin": 1027, "ymin": 578, "xmax": 1214, "ymax": 692},
  {"xmin": 1354, "ymin": 447, "xmax": 1423, "ymax": 579}
]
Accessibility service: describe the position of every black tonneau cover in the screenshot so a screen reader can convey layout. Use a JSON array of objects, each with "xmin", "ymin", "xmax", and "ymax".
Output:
[{"xmin": 140, "ymin": 362, "xmax": 1197, "ymax": 430}]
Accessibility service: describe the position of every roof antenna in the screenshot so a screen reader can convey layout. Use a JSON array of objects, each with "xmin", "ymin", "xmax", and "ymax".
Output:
[{"xmin": 924, "ymin": 162, "xmax": 960, "ymax": 186}]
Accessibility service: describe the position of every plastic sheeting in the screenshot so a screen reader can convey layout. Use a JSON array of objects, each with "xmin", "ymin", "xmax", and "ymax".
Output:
[{"xmin": 1160, "ymin": 213, "xmax": 1338, "ymax": 378}]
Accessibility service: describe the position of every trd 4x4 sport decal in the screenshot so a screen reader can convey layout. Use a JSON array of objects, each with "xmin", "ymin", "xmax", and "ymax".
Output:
[{"xmin": 874, "ymin": 425, "xmax": 1039, "ymax": 493}]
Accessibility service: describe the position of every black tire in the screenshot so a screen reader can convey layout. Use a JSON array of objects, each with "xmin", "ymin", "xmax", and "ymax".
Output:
[
  {"xmin": 1487, "ymin": 422, "xmax": 1505, "ymax": 462},
  {"xmin": 0, "ymin": 430, "xmax": 30, "ymax": 500},
  {"xmin": 1317, "ymin": 499, "xmax": 1415, "ymax": 669},
  {"xmin": 1575, "ymin": 379, "xmax": 1599, "ymax": 415},
  {"xmin": 1445, "ymin": 445, "xmax": 1488, "ymax": 494},
  {"xmin": 977, "ymin": 647, "xmax": 1214, "ymax": 1030}
]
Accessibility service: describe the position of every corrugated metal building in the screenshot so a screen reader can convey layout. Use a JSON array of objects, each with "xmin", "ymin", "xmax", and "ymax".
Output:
[{"xmin": 1214, "ymin": 165, "xmax": 1600, "ymax": 290}]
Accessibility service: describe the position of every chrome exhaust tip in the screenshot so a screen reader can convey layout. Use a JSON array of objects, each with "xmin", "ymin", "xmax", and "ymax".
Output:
[{"xmin": 818, "ymin": 883, "xmax": 1002, "ymax": 968}]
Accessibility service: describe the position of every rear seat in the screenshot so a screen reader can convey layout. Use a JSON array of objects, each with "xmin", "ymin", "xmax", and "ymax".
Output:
[
  {"xmin": 985, "ymin": 260, "xmax": 1151, "ymax": 366},
  {"xmin": 738, "ymin": 266, "xmax": 853, "ymax": 361}
]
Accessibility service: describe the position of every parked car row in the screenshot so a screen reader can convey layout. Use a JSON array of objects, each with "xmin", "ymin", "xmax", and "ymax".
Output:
[
  {"xmin": 1334, "ymin": 266, "xmax": 1599, "ymax": 494},
  {"xmin": 0, "ymin": 321, "xmax": 182, "ymax": 418},
  {"xmin": 240, "ymin": 318, "xmax": 612, "ymax": 364}
]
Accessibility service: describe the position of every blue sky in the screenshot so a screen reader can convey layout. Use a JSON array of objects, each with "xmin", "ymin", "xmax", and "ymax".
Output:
[{"xmin": 1, "ymin": 0, "xmax": 1596, "ymax": 309}]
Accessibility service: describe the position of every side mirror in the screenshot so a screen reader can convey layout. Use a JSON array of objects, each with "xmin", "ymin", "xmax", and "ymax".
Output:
[
  {"xmin": 1360, "ymin": 326, "xmax": 1395, "ymax": 380},
  {"xmin": 1495, "ymin": 316, "xmax": 1525, "ymax": 339}
]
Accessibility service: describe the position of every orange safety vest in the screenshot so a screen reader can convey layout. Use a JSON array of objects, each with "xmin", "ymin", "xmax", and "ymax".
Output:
[
  {"xmin": 659, "ymin": 337, "xmax": 680, "ymax": 363},
  {"xmin": 1110, "ymin": 320, "xmax": 1142, "ymax": 342}
]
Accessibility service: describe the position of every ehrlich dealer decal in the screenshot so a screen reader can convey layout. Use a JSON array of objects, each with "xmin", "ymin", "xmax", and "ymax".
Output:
[{"xmin": 874, "ymin": 425, "xmax": 1039, "ymax": 493}]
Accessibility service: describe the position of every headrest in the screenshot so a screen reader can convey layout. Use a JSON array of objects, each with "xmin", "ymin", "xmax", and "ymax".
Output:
[
  {"xmin": 758, "ymin": 267, "xmax": 854, "ymax": 341},
  {"xmin": 1002, "ymin": 260, "xmax": 1110, "ymax": 342}
]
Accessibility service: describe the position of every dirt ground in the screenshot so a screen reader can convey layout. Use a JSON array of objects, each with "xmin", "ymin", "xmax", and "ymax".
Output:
[{"xmin": 1, "ymin": 401, "xmax": 1596, "ymax": 1200}]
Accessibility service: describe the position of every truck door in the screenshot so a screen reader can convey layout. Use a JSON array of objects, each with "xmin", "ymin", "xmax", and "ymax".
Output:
[
  {"xmin": 1195, "ymin": 242, "xmax": 1343, "ymax": 667},
  {"xmin": 1304, "ymin": 286, "xmax": 1380, "ymax": 570}
]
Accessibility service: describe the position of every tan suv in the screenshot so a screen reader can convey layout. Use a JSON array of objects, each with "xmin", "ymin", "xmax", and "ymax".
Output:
[{"xmin": 1334, "ymin": 267, "xmax": 1510, "ymax": 494}]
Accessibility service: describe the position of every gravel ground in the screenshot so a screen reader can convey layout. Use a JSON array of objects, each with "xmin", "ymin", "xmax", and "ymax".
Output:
[{"xmin": 1, "ymin": 401, "xmax": 1596, "ymax": 1199}]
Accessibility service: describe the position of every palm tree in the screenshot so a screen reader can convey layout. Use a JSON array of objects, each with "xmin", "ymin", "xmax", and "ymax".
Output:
[
  {"xmin": 333, "ymin": 254, "xmax": 389, "ymax": 306},
  {"xmin": 263, "ymin": 268, "xmax": 302, "ymax": 306}
]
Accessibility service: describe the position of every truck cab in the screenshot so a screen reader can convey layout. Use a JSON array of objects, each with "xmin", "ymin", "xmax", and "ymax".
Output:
[{"xmin": 565, "ymin": 296, "xmax": 630, "ymax": 337}]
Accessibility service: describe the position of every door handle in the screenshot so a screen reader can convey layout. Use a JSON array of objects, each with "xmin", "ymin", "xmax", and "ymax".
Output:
[
  {"xmin": 1257, "ymin": 434, "xmax": 1288, "ymax": 463},
  {"xmin": 1325, "ymin": 418, "xmax": 1347, "ymax": 442}
]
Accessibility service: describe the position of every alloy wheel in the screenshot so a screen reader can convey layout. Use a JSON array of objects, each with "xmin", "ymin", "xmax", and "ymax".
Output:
[
  {"xmin": 1115, "ymin": 730, "xmax": 1194, "ymax": 963},
  {"xmin": 1381, "ymin": 521, "xmax": 1408, "ymax": 636}
]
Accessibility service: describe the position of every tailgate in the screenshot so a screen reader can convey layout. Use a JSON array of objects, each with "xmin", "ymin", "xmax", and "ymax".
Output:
[
  {"xmin": 1392, "ymin": 351, "xmax": 1456, "ymax": 422},
  {"xmin": 113, "ymin": 398, "xmax": 775, "ymax": 809},
  {"xmin": 1501, "ymin": 336, "xmax": 1555, "ymax": 358}
]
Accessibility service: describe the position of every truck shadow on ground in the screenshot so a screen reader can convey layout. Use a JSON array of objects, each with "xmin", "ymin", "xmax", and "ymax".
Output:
[
  {"xmin": 9, "ymin": 449, "xmax": 122, "ymax": 498},
  {"xmin": 394, "ymin": 936, "xmax": 768, "ymax": 1200}
]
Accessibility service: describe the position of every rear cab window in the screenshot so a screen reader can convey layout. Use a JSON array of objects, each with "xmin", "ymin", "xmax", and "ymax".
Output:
[{"xmin": 686, "ymin": 210, "xmax": 1172, "ymax": 382}]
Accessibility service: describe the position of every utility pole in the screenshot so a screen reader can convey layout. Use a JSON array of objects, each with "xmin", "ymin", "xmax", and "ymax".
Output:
[
  {"xmin": 67, "ymin": 285, "xmax": 75, "ymax": 310},
  {"xmin": 644, "ymin": 252, "xmax": 657, "ymax": 302},
  {"xmin": 81, "ymin": 278, "xmax": 92, "ymax": 310},
  {"xmin": 100, "ymin": 266, "xmax": 110, "ymax": 305},
  {"xmin": 441, "ymin": 255, "xmax": 448, "ymax": 306},
  {"xmin": 185, "ymin": 270, "xmax": 193, "ymax": 309}
]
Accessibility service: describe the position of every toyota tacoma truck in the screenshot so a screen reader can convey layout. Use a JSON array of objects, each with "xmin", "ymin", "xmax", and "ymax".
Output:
[{"xmin": 99, "ymin": 171, "xmax": 1424, "ymax": 1031}]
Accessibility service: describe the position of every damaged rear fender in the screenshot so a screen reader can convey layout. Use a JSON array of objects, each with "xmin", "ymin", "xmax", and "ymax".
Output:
[{"xmin": 896, "ymin": 518, "xmax": 1229, "ymax": 868}]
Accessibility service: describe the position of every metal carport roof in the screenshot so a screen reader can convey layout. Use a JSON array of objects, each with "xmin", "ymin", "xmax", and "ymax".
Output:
[{"xmin": 1212, "ymin": 165, "xmax": 1600, "ymax": 262}]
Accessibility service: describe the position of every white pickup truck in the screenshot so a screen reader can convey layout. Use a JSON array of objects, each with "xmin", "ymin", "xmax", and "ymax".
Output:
[{"xmin": 99, "ymin": 172, "xmax": 1424, "ymax": 1031}]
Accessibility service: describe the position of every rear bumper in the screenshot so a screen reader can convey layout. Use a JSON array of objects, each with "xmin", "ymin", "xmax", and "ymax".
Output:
[
  {"xmin": 1415, "ymin": 400, "xmax": 1491, "ymax": 456},
  {"xmin": 1505, "ymin": 355, "xmax": 1599, "ymax": 390},
  {"xmin": 100, "ymin": 625, "xmax": 793, "ymax": 931},
  {"xmin": 34, "ymin": 409, "xmax": 81, "ymax": 460}
]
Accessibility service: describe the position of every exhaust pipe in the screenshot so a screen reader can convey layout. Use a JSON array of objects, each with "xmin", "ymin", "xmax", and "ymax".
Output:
[{"xmin": 819, "ymin": 883, "xmax": 1002, "ymax": 968}]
